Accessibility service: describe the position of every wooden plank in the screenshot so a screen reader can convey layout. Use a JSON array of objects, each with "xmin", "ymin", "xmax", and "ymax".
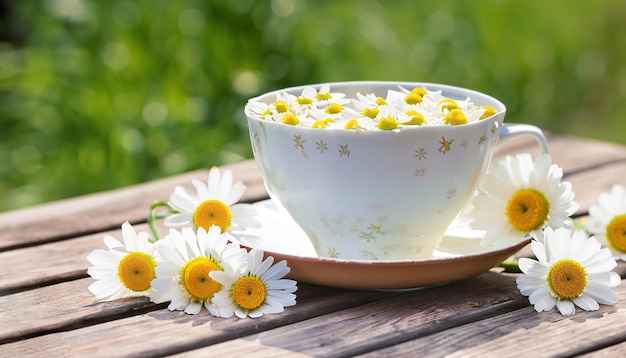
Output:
[
  {"xmin": 0, "ymin": 282, "xmax": 395, "ymax": 356},
  {"xmin": 169, "ymin": 272, "xmax": 529, "ymax": 357},
  {"xmin": 359, "ymin": 280, "xmax": 626, "ymax": 357},
  {"xmin": 578, "ymin": 341, "xmax": 626, "ymax": 357},
  {"xmin": 0, "ymin": 161, "xmax": 267, "ymax": 251}
]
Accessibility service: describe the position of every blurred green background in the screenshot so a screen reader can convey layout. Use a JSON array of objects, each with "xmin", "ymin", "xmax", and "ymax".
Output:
[{"xmin": 1, "ymin": 0, "xmax": 625, "ymax": 212}]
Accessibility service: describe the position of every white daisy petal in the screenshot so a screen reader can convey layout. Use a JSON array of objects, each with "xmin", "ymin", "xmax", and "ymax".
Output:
[
  {"xmin": 516, "ymin": 227, "xmax": 621, "ymax": 316},
  {"xmin": 208, "ymin": 248, "xmax": 297, "ymax": 319},
  {"xmin": 469, "ymin": 154, "xmax": 578, "ymax": 248},
  {"xmin": 86, "ymin": 223, "xmax": 156, "ymax": 301},
  {"xmin": 162, "ymin": 167, "xmax": 261, "ymax": 239},
  {"xmin": 586, "ymin": 184, "xmax": 626, "ymax": 260},
  {"xmin": 556, "ymin": 299, "xmax": 576, "ymax": 316},
  {"xmin": 150, "ymin": 226, "xmax": 247, "ymax": 315},
  {"xmin": 163, "ymin": 213, "xmax": 193, "ymax": 227}
]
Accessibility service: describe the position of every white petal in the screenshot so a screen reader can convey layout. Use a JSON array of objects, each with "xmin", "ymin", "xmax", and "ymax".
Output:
[
  {"xmin": 164, "ymin": 213, "xmax": 192, "ymax": 227},
  {"xmin": 572, "ymin": 295, "xmax": 599, "ymax": 312},
  {"xmin": 556, "ymin": 299, "xmax": 576, "ymax": 316}
]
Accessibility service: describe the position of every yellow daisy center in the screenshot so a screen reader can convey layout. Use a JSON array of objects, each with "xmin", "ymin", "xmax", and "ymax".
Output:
[
  {"xmin": 315, "ymin": 92, "xmax": 332, "ymax": 101},
  {"xmin": 361, "ymin": 107, "xmax": 379, "ymax": 119},
  {"xmin": 438, "ymin": 98, "xmax": 460, "ymax": 111},
  {"xmin": 403, "ymin": 110, "xmax": 426, "ymax": 125},
  {"xmin": 506, "ymin": 188, "xmax": 550, "ymax": 232},
  {"xmin": 377, "ymin": 115, "xmax": 399, "ymax": 130},
  {"xmin": 231, "ymin": 275, "xmax": 267, "ymax": 310},
  {"xmin": 375, "ymin": 97, "xmax": 388, "ymax": 106},
  {"xmin": 273, "ymin": 100, "xmax": 289, "ymax": 113},
  {"xmin": 411, "ymin": 87, "xmax": 427, "ymax": 96},
  {"xmin": 296, "ymin": 96, "xmax": 313, "ymax": 105},
  {"xmin": 260, "ymin": 108, "xmax": 272, "ymax": 119},
  {"xmin": 117, "ymin": 252, "xmax": 157, "ymax": 292},
  {"xmin": 404, "ymin": 92, "xmax": 423, "ymax": 105},
  {"xmin": 312, "ymin": 120, "xmax": 329, "ymax": 128},
  {"xmin": 547, "ymin": 259, "xmax": 587, "ymax": 299},
  {"xmin": 193, "ymin": 199, "xmax": 232, "ymax": 233},
  {"xmin": 325, "ymin": 103, "xmax": 344, "ymax": 114},
  {"xmin": 180, "ymin": 256, "xmax": 222, "ymax": 301},
  {"xmin": 344, "ymin": 119, "xmax": 362, "ymax": 130},
  {"xmin": 606, "ymin": 214, "xmax": 626, "ymax": 253},
  {"xmin": 480, "ymin": 105, "xmax": 497, "ymax": 120},
  {"xmin": 282, "ymin": 113, "xmax": 299, "ymax": 126},
  {"xmin": 443, "ymin": 109, "xmax": 468, "ymax": 125}
]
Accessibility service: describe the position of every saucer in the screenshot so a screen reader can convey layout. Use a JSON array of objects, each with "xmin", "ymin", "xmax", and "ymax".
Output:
[{"xmin": 238, "ymin": 200, "xmax": 530, "ymax": 290}]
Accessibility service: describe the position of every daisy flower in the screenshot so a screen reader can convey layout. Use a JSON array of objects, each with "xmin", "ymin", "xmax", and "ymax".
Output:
[
  {"xmin": 516, "ymin": 227, "xmax": 621, "ymax": 316},
  {"xmin": 209, "ymin": 248, "xmax": 297, "ymax": 319},
  {"xmin": 87, "ymin": 222, "xmax": 157, "ymax": 301},
  {"xmin": 469, "ymin": 153, "xmax": 579, "ymax": 248},
  {"xmin": 164, "ymin": 166, "xmax": 260, "ymax": 239},
  {"xmin": 586, "ymin": 184, "xmax": 626, "ymax": 261},
  {"xmin": 150, "ymin": 225, "xmax": 247, "ymax": 315}
]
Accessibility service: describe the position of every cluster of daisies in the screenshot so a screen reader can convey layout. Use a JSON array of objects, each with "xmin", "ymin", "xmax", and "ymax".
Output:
[
  {"xmin": 463, "ymin": 153, "xmax": 623, "ymax": 316},
  {"xmin": 86, "ymin": 168, "xmax": 297, "ymax": 318},
  {"xmin": 245, "ymin": 85, "xmax": 497, "ymax": 130},
  {"xmin": 85, "ymin": 154, "xmax": 625, "ymax": 318}
]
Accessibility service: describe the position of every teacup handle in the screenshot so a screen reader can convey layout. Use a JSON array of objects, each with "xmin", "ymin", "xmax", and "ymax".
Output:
[{"xmin": 500, "ymin": 123, "xmax": 549, "ymax": 154}]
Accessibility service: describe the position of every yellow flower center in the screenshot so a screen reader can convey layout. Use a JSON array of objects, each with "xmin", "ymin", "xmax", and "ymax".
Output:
[
  {"xmin": 296, "ymin": 96, "xmax": 313, "ymax": 105},
  {"xmin": 402, "ymin": 110, "xmax": 426, "ymax": 125},
  {"xmin": 506, "ymin": 189, "xmax": 550, "ymax": 232},
  {"xmin": 479, "ymin": 105, "xmax": 497, "ymax": 120},
  {"xmin": 361, "ymin": 107, "xmax": 379, "ymax": 119},
  {"xmin": 315, "ymin": 92, "xmax": 332, "ymax": 101},
  {"xmin": 411, "ymin": 87, "xmax": 427, "ymax": 96},
  {"xmin": 282, "ymin": 113, "xmax": 299, "ymax": 126},
  {"xmin": 260, "ymin": 108, "xmax": 272, "ymax": 119},
  {"xmin": 377, "ymin": 115, "xmax": 399, "ymax": 130},
  {"xmin": 312, "ymin": 120, "xmax": 329, "ymax": 128},
  {"xmin": 404, "ymin": 92, "xmax": 423, "ymax": 105},
  {"xmin": 443, "ymin": 109, "xmax": 468, "ymax": 125},
  {"xmin": 325, "ymin": 103, "xmax": 344, "ymax": 114},
  {"xmin": 606, "ymin": 214, "xmax": 626, "ymax": 253},
  {"xmin": 117, "ymin": 252, "xmax": 157, "ymax": 292},
  {"xmin": 375, "ymin": 97, "xmax": 388, "ymax": 106},
  {"xmin": 180, "ymin": 256, "xmax": 222, "ymax": 301},
  {"xmin": 547, "ymin": 259, "xmax": 587, "ymax": 299},
  {"xmin": 438, "ymin": 98, "xmax": 460, "ymax": 111},
  {"xmin": 231, "ymin": 275, "xmax": 267, "ymax": 310},
  {"xmin": 273, "ymin": 100, "xmax": 289, "ymax": 113},
  {"xmin": 344, "ymin": 119, "xmax": 363, "ymax": 130},
  {"xmin": 193, "ymin": 199, "xmax": 232, "ymax": 233}
]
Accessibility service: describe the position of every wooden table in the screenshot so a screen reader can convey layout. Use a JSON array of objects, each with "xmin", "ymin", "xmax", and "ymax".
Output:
[{"xmin": 1, "ymin": 134, "xmax": 626, "ymax": 357}]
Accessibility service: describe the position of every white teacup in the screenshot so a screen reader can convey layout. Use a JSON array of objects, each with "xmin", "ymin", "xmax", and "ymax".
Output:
[{"xmin": 245, "ymin": 81, "xmax": 547, "ymax": 260}]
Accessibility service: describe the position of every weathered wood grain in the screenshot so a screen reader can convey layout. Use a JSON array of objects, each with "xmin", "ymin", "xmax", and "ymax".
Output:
[
  {"xmin": 172, "ymin": 272, "xmax": 528, "ymax": 358},
  {"xmin": 0, "ymin": 281, "xmax": 395, "ymax": 356},
  {"xmin": 359, "ymin": 283, "xmax": 626, "ymax": 357}
]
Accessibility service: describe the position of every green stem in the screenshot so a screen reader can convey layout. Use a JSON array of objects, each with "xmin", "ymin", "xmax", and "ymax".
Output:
[
  {"xmin": 148, "ymin": 201, "xmax": 176, "ymax": 242},
  {"xmin": 498, "ymin": 261, "xmax": 522, "ymax": 273}
]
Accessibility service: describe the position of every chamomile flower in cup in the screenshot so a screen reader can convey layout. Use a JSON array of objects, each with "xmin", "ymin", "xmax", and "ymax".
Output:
[{"xmin": 245, "ymin": 81, "xmax": 549, "ymax": 260}]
